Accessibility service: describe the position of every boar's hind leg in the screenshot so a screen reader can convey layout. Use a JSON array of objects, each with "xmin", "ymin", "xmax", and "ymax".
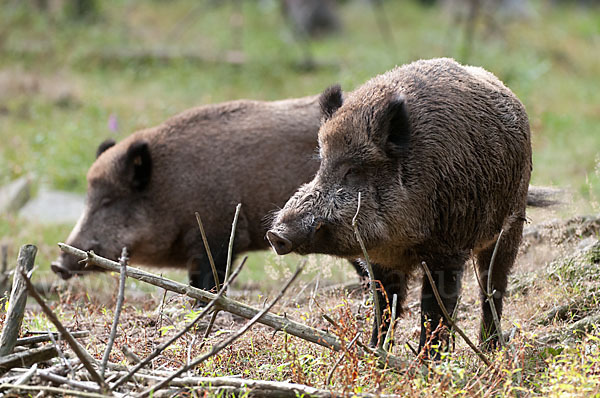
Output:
[
  {"xmin": 477, "ymin": 220, "xmax": 523, "ymax": 350},
  {"xmin": 369, "ymin": 264, "xmax": 408, "ymax": 348},
  {"xmin": 419, "ymin": 258, "xmax": 465, "ymax": 358}
]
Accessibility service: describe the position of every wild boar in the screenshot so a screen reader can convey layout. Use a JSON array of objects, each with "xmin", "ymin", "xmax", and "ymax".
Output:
[
  {"xmin": 267, "ymin": 58, "xmax": 534, "ymax": 353},
  {"xmin": 52, "ymin": 95, "xmax": 328, "ymax": 290}
]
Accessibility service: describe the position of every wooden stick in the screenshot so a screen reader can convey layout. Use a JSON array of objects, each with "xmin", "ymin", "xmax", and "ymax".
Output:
[
  {"xmin": 352, "ymin": 192, "xmax": 382, "ymax": 346},
  {"xmin": 20, "ymin": 269, "xmax": 108, "ymax": 390},
  {"xmin": 15, "ymin": 331, "xmax": 89, "ymax": 346},
  {"xmin": 486, "ymin": 230, "xmax": 506, "ymax": 347},
  {"xmin": 38, "ymin": 370, "xmax": 103, "ymax": 394},
  {"xmin": 101, "ymin": 247, "xmax": 128, "ymax": 377},
  {"xmin": 326, "ymin": 332, "xmax": 361, "ymax": 385},
  {"xmin": 383, "ymin": 293, "xmax": 398, "ymax": 352},
  {"xmin": 195, "ymin": 212, "xmax": 220, "ymax": 290},
  {"xmin": 225, "ymin": 203, "xmax": 242, "ymax": 287},
  {"xmin": 112, "ymin": 373, "xmax": 397, "ymax": 398},
  {"xmin": 0, "ymin": 244, "xmax": 37, "ymax": 357},
  {"xmin": 142, "ymin": 262, "xmax": 306, "ymax": 395},
  {"xmin": 0, "ymin": 383, "xmax": 112, "ymax": 398},
  {"xmin": 420, "ymin": 261, "xmax": 491, "ymax": 367},
  {"xmin": 0, "ymin": 345, "xmax": 57, "ymax": 374},
  {"xmin": 59, "ymin": 243, "xmax": 407, "ymax": 370},
  {"xmin": 110, "ymin": 257, "xmax": 247, "ymax": 390}
]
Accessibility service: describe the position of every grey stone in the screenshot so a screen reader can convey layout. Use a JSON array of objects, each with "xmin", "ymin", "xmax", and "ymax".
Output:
[
  {"xmin": 19, "ymin": 189, "xmax": 84, "ymax": 225},
  {"xmin": 0, "ymin": 177, "xmax": 31, "ymax": 214}
]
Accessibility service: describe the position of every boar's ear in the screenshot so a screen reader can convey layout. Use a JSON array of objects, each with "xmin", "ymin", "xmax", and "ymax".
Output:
[
  {"xmin": 125, "ymin": 140, "xmax": 152, "ymax": 191},
  {"xmin": 96, "ymin": 139, "xmax": 116, "ymax": 158},
  {"xmin": 319, "ymin": 84, "xmax": 343, "ymax": 120},
  {"xmin": 382, "ymin": 94, "xmax": 411, "ymax": 157}
]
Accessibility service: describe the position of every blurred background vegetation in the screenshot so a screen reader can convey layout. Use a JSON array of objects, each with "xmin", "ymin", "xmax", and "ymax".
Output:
[{"xmin": 0, "ymin": 0, "xmax": 599, "ymax": 272}]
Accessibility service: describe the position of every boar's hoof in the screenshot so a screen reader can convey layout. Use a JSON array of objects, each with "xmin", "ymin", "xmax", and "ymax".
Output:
[
  {"xmin": 51, "ymin": 262, "xmax": 74, "ymax": 280},
  {"xmin": 266, "ymin": 230, "xmax": 293, "ymax": 255}
]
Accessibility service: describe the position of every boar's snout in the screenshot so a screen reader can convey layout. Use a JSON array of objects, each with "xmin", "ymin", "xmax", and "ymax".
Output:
[{"xmin": 266, "ymin": 230, "xmax": 293, "ymax": 255}]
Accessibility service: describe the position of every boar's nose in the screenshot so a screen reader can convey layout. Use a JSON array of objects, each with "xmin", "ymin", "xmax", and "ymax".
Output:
[
  {"xmin": 51, "ymin": 261, "xmax": 74, "ymax": 280},
  {"xmin": 266, "ymin": 230, "xmax": 293, "ymax": 255}
]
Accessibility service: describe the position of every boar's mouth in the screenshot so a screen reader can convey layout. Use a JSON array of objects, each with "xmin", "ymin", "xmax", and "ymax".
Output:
[{"xmin": 51, "ymin": 261, "xmax": 76, "ymax": 280}]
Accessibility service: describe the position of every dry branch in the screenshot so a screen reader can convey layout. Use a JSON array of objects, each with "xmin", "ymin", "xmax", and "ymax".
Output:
[
  {"xmin": 352, "ymin": 192, "xmax": 382, "ymax": 346},
  {"xmin": 0, "ymin": 383, "xmax": 112, "ymax": 398},
  {"xmin": 195, "ymin": 212, "xmax": 220, "ymax": 290},
  {"xmin": 20, "ymin": 268, "xmax": 108, "ymax": 391},
  {"xmin": 486, "ymin": 229, "xmax": 505, "ymax": 348},
  {"xmin": 59, "ymin": 243, "xmax": 407, "ymax": 370},
  {"xmin": 142, "ymin": 262, "xmax": 306, "ymax": 396},
  {"xmin": 420, "ymin": 261, "xmax": 491, "ymax": 367},
  {"xmin": 101, "ymin": 247, "xmax": 128, "ymax": 378},
  {"xmin": 38, "ymin": 370, "xmax": 103, "ymax": 394},
  {"xmin": 15, "ymin": 331, "xmax": 89, "ymax": 346},
  {"xmin": 0, "ymin": 244, "xmax": 37, "ymax": 357},
  {"xmin": 0, "ymin": 345, "xmax": 57, "ymax": 374},
  {"xmin": 114, "ymin": 373, "xmax": 397, "ymax": 398}
]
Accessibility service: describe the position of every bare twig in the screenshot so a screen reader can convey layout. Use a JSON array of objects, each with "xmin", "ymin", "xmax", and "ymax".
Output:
[
  {"xmin": 19, "ymin": 269, "xmax": 108, "ymax": 390},
  {"xmin": 226, "ymin": 203, "xmax": 242, "ymax": 287},
  {"xmin": 59, "ymin": 243, "xmax": 407, "ymax": 369},
  {"xmin": 38, "ymin": 370, "xmax": 103, "ymax": 394},
  {"xmin": 1, "ymin": 245, "xmax": 7, "ymax": 274},
  {"xmin": 420, "ymin": 261, "xmax": 491, "ymax": 367},
  {"xmin": 195, "ymin": 212, "xmax": 220, "ymax": 290},
  {"xmin": 16, "ymin": 331, "xmax": 89, "ymax": 346},
  {"xmin": 0, "ymin": 244, "xmax": 37, "ymax": 357},
  {"xmin": 326, "ymin": 332, "xmax": 361, "ymax": 385},
  {"xmin": 0, "ymin": 345, "xmax": 57, "ymax": 374},
  {"xmin": 352, "ymin": 192, "xmax": 382, "ymax": 346},
  {"xmin": 101, "ymin": 247, "xmax": 128, "ymax": 377},
  {"xmin": 121, "ymin": 345, "xmax": 141, "ymax": 365},
  {"xmin": 0, "ymin": 383, "xmax": 112, "ymax": 398},
  {"xmin": 141, "ymin": 261, "xmax": 306, "ymax": 396},
  {"xmin": 12, "ymin": 362, "xmax": 37, "ymax": 386},
  {"xmin": 110, "ymin": 257, "xmax": 247, "ymax": 390},
  {"xmin": 112, "ymin": 373, "xmax": 396, "ymax": 398},
  {"xmin": 486, "ymin": 230, "xmax": 506, "ymax": 348},
  {"xmin": 383, "ymin": 293, "xmax": 398, "ymax": 352},
  {"xmin": 46, "ymin": 328, "xmax": 73, "ymax": 377}
]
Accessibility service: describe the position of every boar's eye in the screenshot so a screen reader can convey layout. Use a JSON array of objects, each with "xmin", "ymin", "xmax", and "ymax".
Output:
[
  {"xmin": 343, "ymin": 166, "xmax": 363, "ymax": 186},
  {"xmin": 99, "ymin": 197, "xmax": 114, "ymax": 208}
]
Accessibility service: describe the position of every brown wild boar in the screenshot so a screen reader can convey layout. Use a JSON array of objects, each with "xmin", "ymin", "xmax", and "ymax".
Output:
[
  {"xmin": 267, "ymin": 58, "xmax": 538, "ymax": 353},
  {"xmin": 52, "ymin": 96, "xmax": 329, "ymax": 290}
]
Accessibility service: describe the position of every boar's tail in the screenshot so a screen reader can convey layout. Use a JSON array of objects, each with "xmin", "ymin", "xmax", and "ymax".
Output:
[{"xmin": 527, "ymin": 186, "xmax": 563, "ymax": 207}]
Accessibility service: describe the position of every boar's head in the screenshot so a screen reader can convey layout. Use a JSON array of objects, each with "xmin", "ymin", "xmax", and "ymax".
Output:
[
  {"xmin": 52, "ymin": 138, "xmax": 160, "ymax": 279},
  {"xmin": 267, "ymin": 84, "xmax": 414, "ymax": 259}
]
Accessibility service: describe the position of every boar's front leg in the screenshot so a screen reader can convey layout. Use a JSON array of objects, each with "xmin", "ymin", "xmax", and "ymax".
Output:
[
  {"xmin": 419, "ymin": 258, "xmax": 465, "ymax": 358},
  {"xmin": 369, "ymin": 263, "xmax": 408, "ymax": 348}
]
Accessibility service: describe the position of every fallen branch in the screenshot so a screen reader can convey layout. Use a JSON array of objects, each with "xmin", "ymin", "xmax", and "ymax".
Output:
[
  {"xmin": 59, "ymin": 243, "xmax": 407, "ymax": 370},
  {"xmin": 38, "ymin": 370, "xmax": 103, "ymax": 394},
  {"xmin": 101, "ymin": 247, "xmax": 128, "ymax": 378},
  {"xmin": 0, "ymin": 345, "xmax": 57, "ymax": 373},
  {"xmin": 141, "ymin": 262, "xmax": 306, "ymax": 396},
  {"xmin": 15, "ymin": 331, "xmax": 89, "ymax": 346},
  {"xmin": 113, "ymin": 373, "xmax": 397, "ymax": 398},
  {"xmin": 0, "ymin": 244, "xmax": 37, "ymax": 357},
  {"xmin": 0, "ymin": 383, "xmax": 112, "ymax": 398},
  {"xmin": 420, "ymin": 261, "xmax": 491, "ymax": 367},
  {"xmin": 20, "ymin": 268, "xmax": 108, "ymax": 391}
]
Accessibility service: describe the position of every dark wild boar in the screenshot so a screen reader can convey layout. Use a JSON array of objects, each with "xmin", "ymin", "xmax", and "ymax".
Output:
[
  {"xmin": 52, "ymin": 96, "xmax": 326, "ymax": 290},
  {"xmin": 268, "ymin": 58, "xmax": 541, "ymax": 353}
]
